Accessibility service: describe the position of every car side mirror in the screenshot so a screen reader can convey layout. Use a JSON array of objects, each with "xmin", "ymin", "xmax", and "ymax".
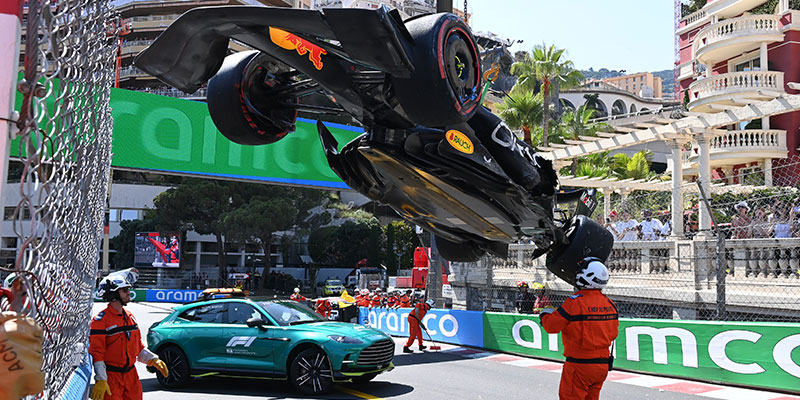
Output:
[{"xmin": 246, "ymin": 317, "xmax": 266, "ymax": 328}]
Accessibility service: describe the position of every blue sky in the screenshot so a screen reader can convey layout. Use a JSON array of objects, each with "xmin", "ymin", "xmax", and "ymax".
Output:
[{"xmin": 466, "ymin": 0, "xmax": 676, "ymax": 73}]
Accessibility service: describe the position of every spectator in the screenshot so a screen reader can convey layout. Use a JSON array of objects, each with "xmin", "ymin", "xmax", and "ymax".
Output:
[
  {"xmin": 751, "ymin": 208, "xmax": 771, "ymax": 238},
  {"xmin": 772, "ymin": 206, "xmax": 793, "ymax": 238},
  {"xmin": 617, "ymin": 210, "xmax": 639, "ymax": 241},
  {"xmin": 604, "ymin": 211, "xmax": 620, "ymax": 238},
  {"xmin": 639, "ymin": 209, "xmax": 663, "ymax": 241},
  {"xmin": 657, "ymin": 211, "xmax": 672, "ymax": 239},
  {"xmin": 731, "ymin": 201, "xmax": 752, "ymax": 239}
]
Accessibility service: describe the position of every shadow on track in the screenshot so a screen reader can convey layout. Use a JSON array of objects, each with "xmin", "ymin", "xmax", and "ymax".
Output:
[
  {"xmin": 141, "ymin": 376, "xmax": 414, "ymax": 398},
  {"xmin": 390, "ymin": 351, "xmax": 478, "ymax": 367}
]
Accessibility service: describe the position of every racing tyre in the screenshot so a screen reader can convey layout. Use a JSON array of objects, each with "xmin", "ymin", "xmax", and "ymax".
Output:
[
  {"xmin": 350, "ymin": 372, "xmax": 378, "ymax": 384},
  {"xmin": 156, "ymin": 346, "xmax": 190, "ymax": 388},
  {"xmin": 546, "ymin": 215, "xmax": 614, "ymax": 286},
  {"xmin": 207, "ymin": 50, "xmax": 298, "ymax": 145},
  {"xmin": 392, "ymin": 13, "xmax": 482, "ymax": 127},
  {"xmin": 289, "ymin": 347, "xmax": 333, "ymax": 394},
  {"xmin": 435, "ymin": 235, "xmax": 485, "ymax": 262}
]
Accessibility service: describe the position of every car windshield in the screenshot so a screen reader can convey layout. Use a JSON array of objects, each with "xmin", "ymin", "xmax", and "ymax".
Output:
[
  {"xmin": 327, "ymin": 280, "xmax": 342, "ymax": 286},
  {"xmin": 257, "ymin": 300, "xmax": 324, "ymax": 327}
]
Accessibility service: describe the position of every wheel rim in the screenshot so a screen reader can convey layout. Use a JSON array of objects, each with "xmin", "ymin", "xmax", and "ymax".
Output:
[
  {"xmin": 445, "ymin": 32, "xmax": 478, "ymax": 104},
  {"xmin": 295, "ymin": 351, "xmax": 332, "ymax": 393},
  {"xmin": 160, "ymin": 349, "xmax": 184, "ymax": 385}
]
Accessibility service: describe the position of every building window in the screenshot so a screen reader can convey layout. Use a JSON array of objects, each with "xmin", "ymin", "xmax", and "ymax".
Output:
[
  {"xmin": 120, "ymin": 209, "xmax": 139, "ymax": 221},
  {"xmin": 3, "ymin": 207, "xmax": 30, "ymax": 220},
  {"xmin": 734, "ymin": 58, "xmax": 761, "ymax": 72},
  {"xmin": 1, "ymin": 237, "xmax": 17, "ymax": 249}
]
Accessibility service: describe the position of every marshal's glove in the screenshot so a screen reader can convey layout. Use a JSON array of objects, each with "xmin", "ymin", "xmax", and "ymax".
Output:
[
  {"xmin": 147, "ymin": 358, "xmax": 169, "ymax": 377},
  {"xmin": 539, "ymin": 308, "xmax": 555, "ymax": 315},
  {"xmin": 90, "ymin": 380, "xmax": 111, "ymax": 400}
]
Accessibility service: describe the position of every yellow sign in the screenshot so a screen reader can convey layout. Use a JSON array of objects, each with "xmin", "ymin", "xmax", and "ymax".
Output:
[{"xmin": 445, "ymin": 130, "xmax": 474, "ymax": 154}]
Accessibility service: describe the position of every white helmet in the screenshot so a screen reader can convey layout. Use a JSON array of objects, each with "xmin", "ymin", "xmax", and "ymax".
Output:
[
  {"xmin": 97, "ymin": 268, "xmax": 139, "ymax": 301},
  {"xmin": 575, "ymin": 258, "xmax": 609, "ymax": 289},
  {"xmin": 361, "ymin": 289, "xmax": 369, "ymax": 295},
  {"xmin": 425, "ymin": 299, "xmax": 435, "ymax": 307},
  {"xmin": 3, "ymin": 273, "xmax": 17, "ymax": 289},
  {"xmin": 294, "ymin": 287, "xmax": 300, "ymax": 293}
]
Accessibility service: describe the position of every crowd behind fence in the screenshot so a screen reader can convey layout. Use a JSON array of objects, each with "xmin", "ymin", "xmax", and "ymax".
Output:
[{"xmin": 450, "ymin": 154, "xmax": 800, "ymax": 323}]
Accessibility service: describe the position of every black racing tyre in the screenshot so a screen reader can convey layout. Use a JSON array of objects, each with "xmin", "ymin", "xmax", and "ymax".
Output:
[
  {"xmin": 435, "ymin": 235, "xmax": 485, "ymax": 262},
  {"xmin": 156, "ymin": 346, "xmax": 190, "ymax": 388},
  {"xmin": 207, "ymin": 50, "xmax": 298, "ymax": 145},
  {"xmin": 546, "ymin": 215, "xmax": 614, "ymax": 287},
  {"xmin": 392, "ymin": 13, "xmax": 482, "ymax": 127},
  {"xmin": 289, "ymin": 347, "xmax": 333, "ymax": 394},
  {"xmin": 349, "ymin": 372, "xmax": 379, "ymax": 384}
]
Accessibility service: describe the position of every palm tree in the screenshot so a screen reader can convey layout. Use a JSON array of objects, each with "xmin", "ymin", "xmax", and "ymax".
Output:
[
  {"xmin": 497, "ymin": 90, "xmax": 543, "ymax": 146},
  {"xmin": 583, "ymin": 93, "xmax": 607, "ymax": 118},
  {"xmin": 560, "ymin": 105, "xmax": 609, "ymax": 174},
  {"xmin": 611, "ymin": 150, "xmax": 658, "ymax": 181},
  {"xmin": 510, "ymin": 44, "xmax": 583, "ymax": 147},
  {"xmin": 567, "ymin": 152, "xmax": 612, "ymax": 178}
]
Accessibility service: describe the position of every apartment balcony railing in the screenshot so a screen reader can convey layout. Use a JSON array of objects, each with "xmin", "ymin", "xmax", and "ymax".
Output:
[
  {"xmin": 687, "ymin": 70, "xmax": 784, "ymax": 112},
  {"xmin": 679, "ymin": 9, "xmax": 708, "ymax": 33},
  {"xmin": 693, "ymin": 14, "xmax": 783, "ymax": 65},
  {"xmin": 682, "ymin": 129, "xmax": 787, "ymax": 169}
]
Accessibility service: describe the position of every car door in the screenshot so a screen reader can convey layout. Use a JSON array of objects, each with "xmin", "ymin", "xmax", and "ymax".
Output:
[
  {"xmin": 224, "ymin": 301, "xmax": 285, "ymax": 373},
  {"xmin": 173, "ymin": 302, "xmax": 229, "ymax": 369}
]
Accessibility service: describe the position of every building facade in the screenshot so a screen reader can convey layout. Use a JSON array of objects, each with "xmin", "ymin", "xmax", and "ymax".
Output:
[
  {"xmin": 602, "ymin": 72, "xmax": 663, "ymax": 99},
  {"xmin": 676, "ymin": 0, "xmax": 800, "ymax": 185}
]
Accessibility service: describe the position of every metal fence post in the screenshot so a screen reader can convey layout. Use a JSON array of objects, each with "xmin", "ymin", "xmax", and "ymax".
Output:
[{"xmin": 696, "ymin": 182, "xmax": 726, "ymax": 319}]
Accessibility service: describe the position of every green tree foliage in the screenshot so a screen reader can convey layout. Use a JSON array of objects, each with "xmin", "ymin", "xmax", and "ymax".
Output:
[
  {"xmin": 509, "ymin": 43, "xmax": 582, "ymax": 147},
  {"xmin": 110, "ymin": 213, "xmax": 158, "ymax": 269},
  {"xmin": 308, "ymin": 216, "xmax": 385, "ymax": 267},
  {"xmin": 154, "ymin": 179, "xmax": 235, "ymax": 280},
  {"xmin": 497, "ymin": 91, "xmax": 543, "ymax": 146},
  {"xmin": 611, "ymin": 151, "xmax": 657, "ymax": 181},
  {"xmin": 383, "ymin": 221, "xmax": 416, "ymax": 275}
]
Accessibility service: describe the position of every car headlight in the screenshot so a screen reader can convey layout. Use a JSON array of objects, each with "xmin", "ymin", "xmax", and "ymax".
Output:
[{"xmin": 328, "ymin": 335, "xmax": 363, "ymax": 344}]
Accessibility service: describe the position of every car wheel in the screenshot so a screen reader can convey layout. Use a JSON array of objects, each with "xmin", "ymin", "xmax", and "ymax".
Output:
[
  {"xmin": 392, "ymin": 13, "xmax": 482, "ymax": 127},
  {"xmin": 435, "ymin": 235, "xmax": 485, "ymax": 262},
  {"xmin": 156, "ymin": 346, "xmax": 191, "ymax": 388},
  {"xmin": 546, "ymin": 215, "xmax": 614, "ymax": 286},
  {"xmin": 207, "ymin": 50, "xmax": 299, "ymax": 146},
  {"xmin": 289, "ymin": 347, "xmax": 333, "ymax": 394},
  {"xmin": 349, "ymin": 372, "xmax": 378, "ymax": 384}
]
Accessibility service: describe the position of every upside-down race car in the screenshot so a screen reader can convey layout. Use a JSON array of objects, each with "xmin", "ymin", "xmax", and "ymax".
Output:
[{"xmin": 134, "ymin": 5, "xmax": 614, "ymax": 286}]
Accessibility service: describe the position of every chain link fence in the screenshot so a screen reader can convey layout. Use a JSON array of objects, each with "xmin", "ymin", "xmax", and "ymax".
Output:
[
  {"xmin": 6, "ymin": 1, "xmax": 116, "ymax": 397},
  {"xmin": 450, "ymin": 154, "xmax": 800, "ymax": 323}
]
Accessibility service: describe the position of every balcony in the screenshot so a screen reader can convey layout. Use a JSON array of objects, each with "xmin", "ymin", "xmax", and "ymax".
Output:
[
  {"xmin": 693, "ymin": 14, "xmax": 783, "ymax": 65},
  {"xmin": 687, "ymin": 70, "xmax": 784, "ymax": 112},
  {"xmin": 683, "ymin": 129, "xmax": 787, "ymax": 169}
]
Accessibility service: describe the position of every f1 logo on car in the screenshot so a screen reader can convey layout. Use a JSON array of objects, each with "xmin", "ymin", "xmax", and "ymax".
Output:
[{"xmin": 226, "ymin": 336, "xmax": 256, "ymax": 348}]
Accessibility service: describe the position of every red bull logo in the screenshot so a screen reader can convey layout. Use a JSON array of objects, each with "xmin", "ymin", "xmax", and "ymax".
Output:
[{"xmin": 269, "ymin": 27, "xmax": 327, "ymax": 70}]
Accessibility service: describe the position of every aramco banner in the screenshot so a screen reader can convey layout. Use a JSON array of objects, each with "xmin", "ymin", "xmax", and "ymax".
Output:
[
  {"xmin": 360, "ymin": 307, "xmax": 483, "ymax": 348},
  {"xmin": 14, "ymin": 86, "xmax": 363, "ymax": 189},
  {"xmin": 483, "ymin": 313, "xmax": 800, "ymax": 393}
]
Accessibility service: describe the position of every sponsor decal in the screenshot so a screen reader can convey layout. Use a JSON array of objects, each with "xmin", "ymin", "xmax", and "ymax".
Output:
[
  {"xmin": 269, "ymin": 27, "xmax": 327, "ymax": 70},
  {"xmin": 226, "ymin": 336, "xmax": 256, "ymax": 348},
  {"xmin": 360, "ymin": 307, "xmax": 483, "ymax": 347},
  {"xmin": 484, "ymin": 312, "xmax": 800, "ymax": 393},
  {"xmin": 445, "ymin": 130, "xmax": 474, "ymax": 154},
  {"xmin": 145, "ymin": 289, "xmax": 203, "ymax": 303}
]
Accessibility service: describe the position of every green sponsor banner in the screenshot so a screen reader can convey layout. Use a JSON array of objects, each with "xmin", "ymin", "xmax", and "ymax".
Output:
[
  {"xmin": 93, "ymin": 288, "xmax": 146, "ymax": 302},
  {"xmin": 484, "ymin": 312, "xmax": 800, "ymax": 393},
  {"xmin": 14, "ymin": 83, "xmax": 363, "ymax": 189}
]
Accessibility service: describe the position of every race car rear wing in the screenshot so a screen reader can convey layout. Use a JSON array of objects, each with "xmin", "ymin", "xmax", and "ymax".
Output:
[{"xmin": 134, "ymin": 5, "xmax": 415, "ymax": 93}]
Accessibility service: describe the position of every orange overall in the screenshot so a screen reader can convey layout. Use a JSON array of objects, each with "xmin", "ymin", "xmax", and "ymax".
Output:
[
  {"xmin": 89, "ymin": 306, "xmax": 145, "ymax": 400},
  {"xmin": 541, "ymin": 290, "xmax": 619, "ymax": 400},
  {"xmin": 405, "ymin": 302, "xmax": 430, "ymax": 348}
]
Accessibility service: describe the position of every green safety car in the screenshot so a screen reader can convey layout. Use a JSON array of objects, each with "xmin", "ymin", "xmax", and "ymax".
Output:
[{"xmin": 146, "ymin": 295, "xmax": 394, "ymax": 394}]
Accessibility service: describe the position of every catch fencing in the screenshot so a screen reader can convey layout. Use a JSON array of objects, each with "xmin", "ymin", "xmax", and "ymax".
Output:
[
  {"xmin": 450, "ymin": 154, "xmax": 800, "ymax": 323},
  {"xmin": 5, "ymin": 1, "xmax": 117, "ymax": 398}
]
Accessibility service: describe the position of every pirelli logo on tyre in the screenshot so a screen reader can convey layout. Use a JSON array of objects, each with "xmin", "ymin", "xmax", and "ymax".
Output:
[{"xmin": 446, "ymin": 130, "xmax": 474, "ymax": 154}]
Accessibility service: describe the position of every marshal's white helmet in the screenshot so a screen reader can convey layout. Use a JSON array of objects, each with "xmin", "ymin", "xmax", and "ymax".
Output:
[
  {"xmin": 575, "ymin": 257, "xmax": 609, "ymax": 290},
  {"xmin": 425, "ymin": 299, "xmax": 435, "ymax": 307},
  {"xmin": 294, "ymin": 287, "xmax": 300, "ymax": 293},
  {"xmin": 97, "ymin": 268, "xmax": 139, "ymax": 301}
]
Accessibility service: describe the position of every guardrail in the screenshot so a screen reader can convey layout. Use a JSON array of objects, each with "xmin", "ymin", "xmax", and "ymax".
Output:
[
  {"xmin": 688, "ymin": 70, "xmax": 784, "ymax": 100},
  {"xmin": 693, "ymin": 14, "xmax": 782, "ymax": 57}
]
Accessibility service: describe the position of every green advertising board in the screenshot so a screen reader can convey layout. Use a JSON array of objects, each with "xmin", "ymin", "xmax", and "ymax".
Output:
[
  {"xmin": 14, "ymin": 84, "xmax": 363, "ymax": 189},
  {"xmin": 483, "ymin": 312, "xmax": 800, "ymax": 393}
]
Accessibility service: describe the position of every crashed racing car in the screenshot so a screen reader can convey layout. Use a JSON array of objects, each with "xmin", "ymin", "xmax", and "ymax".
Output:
[{"xmin": 134, "ymin": 5, "xmax": 614, "ymax": 286}]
